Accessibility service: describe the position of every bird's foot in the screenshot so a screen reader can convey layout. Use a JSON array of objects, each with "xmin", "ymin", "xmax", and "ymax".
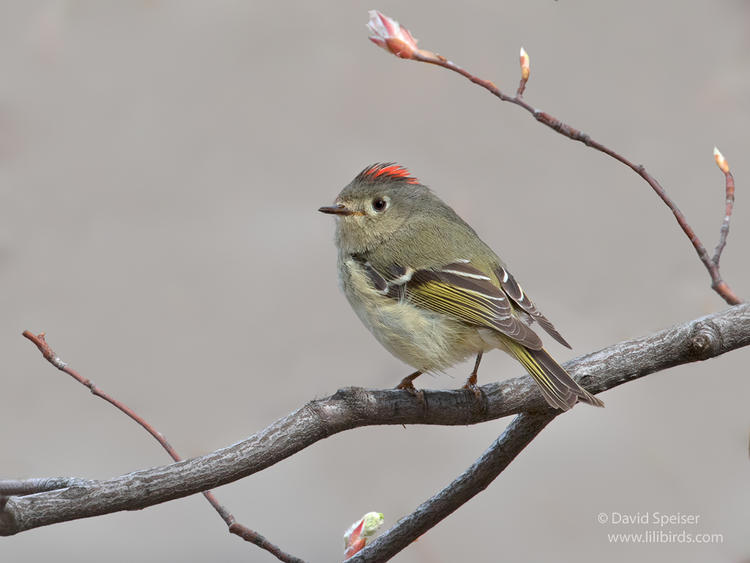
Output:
[
  {"xmin": 395, "ymin": 379, "xmax": 416, "ymax": 392},
  {"xmin": 396, "ymin": 374, "xmax": 426, "ymax": 405},
  {"xmin": 397, "ymin": 379, "xmax": 425, "ymax": 402},
  {"xmin": 462, "ymin": 381, "xmax": 483, "ymax": 400},
  {"xmin": 396, "ymin": 371, "xmax": 422, "ymax": 393},
  {"xmin": 462, "ymin": 371, "xmax": 483, "ymax": 400}
]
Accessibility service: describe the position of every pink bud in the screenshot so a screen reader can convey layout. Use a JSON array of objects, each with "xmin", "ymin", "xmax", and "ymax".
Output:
[
  {"xmin": 344, "ymin": 519, "xmax": 366, "ymax": 558},
  {"xmin": 343, "ymin": 512, "xmax": 384, "ymax": 558},
  {"xmin": 713, "ymin": 146, "xmax": 730, "ymax": 174},
  {"xmin": 367, "ymin": 10, "xmax": 419, "ymax": 59},
  {"xmin": 520, "ymin": 47, "xmax": 530, "ymax": 81}
]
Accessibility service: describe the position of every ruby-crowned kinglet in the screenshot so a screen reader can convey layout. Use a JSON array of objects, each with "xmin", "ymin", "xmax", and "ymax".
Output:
[{"xmin": 319, "ymin": 163, "xmax": 603, "ymax": 411}]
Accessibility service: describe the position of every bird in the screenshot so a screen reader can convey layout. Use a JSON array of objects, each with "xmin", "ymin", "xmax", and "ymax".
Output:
[{"xmin": 319, "ymin": 163, "xmax": 603, "ymax": 411}]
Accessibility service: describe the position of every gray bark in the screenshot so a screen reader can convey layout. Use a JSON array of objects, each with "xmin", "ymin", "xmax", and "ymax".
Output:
[{"xmin": 2, "ymin": 304, "xmax": 748, "ymax": 541}]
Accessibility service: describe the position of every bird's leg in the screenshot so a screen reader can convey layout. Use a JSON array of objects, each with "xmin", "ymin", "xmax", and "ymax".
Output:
[
  {"xmin": 396, "ymin": 370, "xmax": 422, "ymax": 392},
  {"xmin": 462, "ymin": 352, "xmax": 483, "ymax": 399}
]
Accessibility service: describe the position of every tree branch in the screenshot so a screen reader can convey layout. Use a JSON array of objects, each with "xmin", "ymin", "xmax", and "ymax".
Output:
[
  {"xmin": 348, "ymin": 412, "xmax": 554, "ymax": 561},
  {"xmin": 418, "ymin": 54, "xmax": 742, "ymax": 305},
  {"xmin": 710, "ymin": 149, "xmax": 736, "ymax": 297},
  {"xmin": 416, "ymin": 57, "xmax": 742, "ymax": 306},
  {"xmin": 18, "ymin": 331, "xmax": 305, "ymax": 563},
  {"xmin": 3, "ymin": 304, "xmax": 748, "ymax": 538}
]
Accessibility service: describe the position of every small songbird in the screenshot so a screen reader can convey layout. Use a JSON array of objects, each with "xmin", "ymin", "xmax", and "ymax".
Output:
[{"xmin": 319, "ymin": 163, "xmax": 603, "ymax": 411}]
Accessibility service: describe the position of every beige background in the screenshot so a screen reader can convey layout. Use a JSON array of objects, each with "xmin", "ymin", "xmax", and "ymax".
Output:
[{"xmin": 2, "ymin": 1, "xmax": 749, "ymax": 562}]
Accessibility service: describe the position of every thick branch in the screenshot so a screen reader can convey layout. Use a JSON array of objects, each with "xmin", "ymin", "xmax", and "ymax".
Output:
[
  {"xmin": 0, "ymin": 479, "xmax": 89, "ymax": 496},
  {"xmin": 2, "ymin": 304, "xmax": 749, "ymax": 536}
]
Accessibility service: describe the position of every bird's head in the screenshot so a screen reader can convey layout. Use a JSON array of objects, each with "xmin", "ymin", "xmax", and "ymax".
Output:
[{"xmin": 319, "ymin": 163, "xmax": 433, "ymax": 254}]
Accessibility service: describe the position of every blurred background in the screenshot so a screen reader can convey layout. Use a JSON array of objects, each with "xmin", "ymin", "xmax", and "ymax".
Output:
[{"xmin": 2, "ymin": 1, "xmax": 749, "ymax": 561}]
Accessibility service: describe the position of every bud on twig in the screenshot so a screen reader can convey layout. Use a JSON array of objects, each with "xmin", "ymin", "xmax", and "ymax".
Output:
[
  {"xmin": 515, "ymin": 46, "xmax": 531, "ymax": 97},
  {"xmin": 344, "ymin": 512, "xmax": 384, "ymax": 559},
  {"xmin": 713, "ymin": 146, "xmax": 730, "ymax": 174},
  {"xmin": 519, "ymin": 47, "xmax": 530, "ymax": 81},
  {"xmin": 367, "ymin": 11, "xmax": 419, "ymax": 59}
]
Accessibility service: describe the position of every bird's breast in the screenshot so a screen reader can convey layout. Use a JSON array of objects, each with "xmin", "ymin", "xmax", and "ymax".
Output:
[{"xmin": 338, "ymin": 255, "xmax": 488, "ymax": 372}]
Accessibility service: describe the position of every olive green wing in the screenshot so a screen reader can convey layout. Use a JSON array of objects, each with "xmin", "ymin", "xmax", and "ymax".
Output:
[
  {"xmin": 395, "ymin": 261, "xmax": 544, "ymax": 350},
  {"xmin": 357, "ymin": 255, "xmax": 570, "ymax": 351}
]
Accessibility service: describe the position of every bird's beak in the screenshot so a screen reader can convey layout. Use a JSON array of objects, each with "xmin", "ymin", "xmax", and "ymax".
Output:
[{"xmin": 318, "ymin": 203, "xmax": 355, "ymax": 216}]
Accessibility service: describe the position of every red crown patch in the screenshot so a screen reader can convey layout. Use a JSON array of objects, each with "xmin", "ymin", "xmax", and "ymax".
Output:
[{"xmin": 357, "ymin": 163, "xmax": 419, "ymax": 185}]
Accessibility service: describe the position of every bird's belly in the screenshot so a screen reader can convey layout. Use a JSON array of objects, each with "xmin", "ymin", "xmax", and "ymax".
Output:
[{"xmin": 341, "ymin": 257, "xmax": 489, "ymax": 372}]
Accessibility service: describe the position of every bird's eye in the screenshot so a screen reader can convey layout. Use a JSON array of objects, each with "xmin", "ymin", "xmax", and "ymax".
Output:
[{"xmin": 372, "ymin": 197, "xmax": 388, "ymax": 212}]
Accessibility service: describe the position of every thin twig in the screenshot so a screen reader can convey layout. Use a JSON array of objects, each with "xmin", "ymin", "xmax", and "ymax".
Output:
[
  {"xmin": 515, "ymin": 77, "xmax": 527, "ymax": 98},
  {"xmin": 409, "ymin": 50, "xmax": 742, "ymax": 305},
  {"xmin": 712, "ymin": 167, "xmax": 735, "ymax": 268},
  {"xmin": 20, "ymin": 331, "xmax": 305, "ymax": 563},
  {"xmin": 22, "ymin": 332, "xmax": 182, "ymax": 457}
]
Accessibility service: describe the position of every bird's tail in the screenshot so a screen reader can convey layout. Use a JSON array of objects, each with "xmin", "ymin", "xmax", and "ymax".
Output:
[{"xmin": 504, "ymin": 339, "xmax": 604, "ymax": 411}]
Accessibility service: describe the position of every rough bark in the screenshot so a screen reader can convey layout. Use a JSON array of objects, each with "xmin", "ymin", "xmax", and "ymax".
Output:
[{"xmin": 2, "ymin": 304, "xmax": 748, "ymax": 537}]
